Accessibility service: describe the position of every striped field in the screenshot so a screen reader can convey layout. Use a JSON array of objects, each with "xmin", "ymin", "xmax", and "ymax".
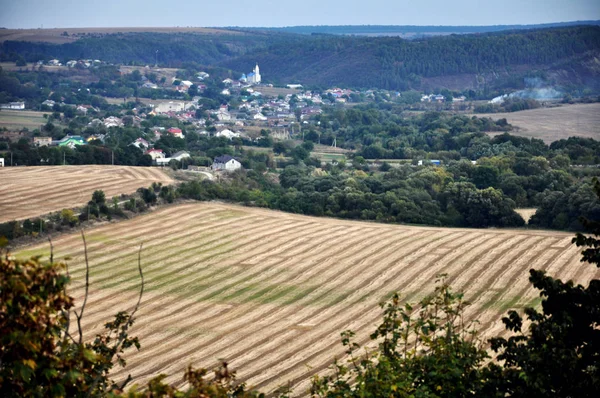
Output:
[
  {"xmin": 0, "ymin": 165, "xmax": 173, "ymax": 222},
  {"xmin": 15, "ymin": 202, "xmax": 599, "ymax": 396}
]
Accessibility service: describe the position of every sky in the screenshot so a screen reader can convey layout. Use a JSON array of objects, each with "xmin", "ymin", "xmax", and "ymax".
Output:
[{"xmin": 1, "ymin": 0, "xmax": 599, "ymax": 29}]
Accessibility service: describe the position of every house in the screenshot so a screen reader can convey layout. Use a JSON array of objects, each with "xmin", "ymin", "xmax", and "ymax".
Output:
[
  {"xmin": 0, "ymin": 158, "xmax": 4, "ymax": 167},
  {"xmin": 215, "ymin": 129, "xmax": 240, "ymax": 139},
  {"xmin": 212, "ymin": 155, "xmax": 242, "ymax": 172},
  {"xmin": 131, "ymin": 137, "xmax": 150, "ymax": 150},
  {"xmin": 0, "ymin": 102, "xmax": 25, "ymax": 110},
  {"xmin": 56, "ymin": 135, "xmax": 86, "ymax": 148},
  {"xmin": 76, "ymin": 105, "xmax": 88, "ymax": 115},
  {"xmin": 87, "ymin": 134, "xmax": 105, "ymax": 143},
  {"xmin": 145, "ymin": 149, "xmax": 165, "ymax": 160},
  {"xmin": 103, "ymin": 116, "xmax": 123, "ymax": 128},
  {"xmin": 216, "ymin": 108, "xmax": 232, "ymax": 121},
  {"xmin": 42, "ymin": 99, "xmax": 56, "ymax": 107},
  {"xmin": 66, "ymin": 60, "xmax": 77, "ymax": 68},
  {"xmin": 155, "ymin": 101, "xmax": 188, "ymax": 113},
  {"xmin": 33, "ymin": 137, "xmax": 53, "ymax": 147},
  {"xmin": 167, "ymin": 127, "xmax": 184, "ymax": 139},
  {"xmin": 417, "ymin": 159, "xmax": 441, "ymax": 166},
  {"xmin": 171, "ymin": 151, "xmax": 191, "ymax": 161}
]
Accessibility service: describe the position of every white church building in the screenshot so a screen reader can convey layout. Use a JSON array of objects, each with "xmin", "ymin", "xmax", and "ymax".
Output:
[{"xmin": 241, "ymin": 64, "xmax": 261, "ymax": 85}]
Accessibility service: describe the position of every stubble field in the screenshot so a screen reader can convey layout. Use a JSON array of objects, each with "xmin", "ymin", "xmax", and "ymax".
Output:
[
  {"xmin": 0, "ymin": 165, "xmax": 173, "ymax": 222},
  {"xmin": 484, "ymin": 103, "xmax": 600, "ymax": 144},
  {"xmin": 15, "ymin": 202, "xmax": 599, "ymax": 396}
]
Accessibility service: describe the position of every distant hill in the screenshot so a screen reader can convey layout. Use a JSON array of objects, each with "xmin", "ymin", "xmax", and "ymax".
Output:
[
  {"xmin": 244, "ymin": 21, "xmax": 600, "ymax": 37},
  {"xmin": 0, "ymin": 30, "xmax": 301, "ymax": 67},
  {"xmin": 2, "ymin": 25, "xmax": 599, "ymax": 92},
  {"xmin": 221, "ymin": 26, "xmax": 600, "ymax": 91}
]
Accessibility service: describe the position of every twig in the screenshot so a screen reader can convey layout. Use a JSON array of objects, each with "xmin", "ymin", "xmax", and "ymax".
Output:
[
  {"xmin": 130, "ymin": 243, "xmax": 145, "ymax": 320},
  {"xmin": 47, "ymin": 236, "xmax": 54, "ymax": 264},
  {"xmin": 86, "ymin": 242, "xmax": 145, "ymax": 397},
  {"xmin": 76, "ymin": 230, "xmax": 91, "ymax": 345}
]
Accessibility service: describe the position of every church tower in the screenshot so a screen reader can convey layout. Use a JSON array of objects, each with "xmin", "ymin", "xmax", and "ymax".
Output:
[{"xmin": 253, "ymin": 63, "xmax": 261, "ymax": 84}]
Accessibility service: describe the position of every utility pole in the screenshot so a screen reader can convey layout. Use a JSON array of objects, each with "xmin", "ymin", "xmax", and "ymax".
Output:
[
  {"xmin": 10, "ymin": 151, "xmax": 13, "ymax": 166},
  {"xmin": 111, "ymin": 150, "xmax": 114, "ymax": 166},
  {"xmin": 155, "ymin": 50, "xmax": 158, "ymax": 68},
  {"xmin": 63, "ymin": 151, "xmax": 65, "ymax": 165}
]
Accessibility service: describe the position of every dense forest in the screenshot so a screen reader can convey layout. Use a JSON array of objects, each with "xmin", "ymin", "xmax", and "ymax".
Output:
[
  {"xmin": 0, "ymin": 31, "xmax": 300, "ymax": 68},
  {"xmin": 226, "ymin": 26, "xmax": 600, "ymax": 90},
  {"xmin": 2, "ymin": 26, "xmax": 599, "ymax": 91}
]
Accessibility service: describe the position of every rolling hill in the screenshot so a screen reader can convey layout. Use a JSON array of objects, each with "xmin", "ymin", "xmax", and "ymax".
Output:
[{"xmin": 15, "ymin": 202, "xmax": 598, "ymax": 395}]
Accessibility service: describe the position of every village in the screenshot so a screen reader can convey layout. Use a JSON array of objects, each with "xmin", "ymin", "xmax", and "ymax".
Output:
[{"xmin": 0, "ymin": 57, "xmax": 483, "ymax": 173}]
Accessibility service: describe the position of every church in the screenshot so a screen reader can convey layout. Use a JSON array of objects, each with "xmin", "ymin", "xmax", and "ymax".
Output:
[{"xmin": 241, "ymin": 64, "xmax": 261, "ymax": 85}]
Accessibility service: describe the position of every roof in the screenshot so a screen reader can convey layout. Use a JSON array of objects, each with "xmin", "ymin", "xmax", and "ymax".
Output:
[{"xmin": 172, "ymin": 151, "xmax": 190, "ymax": 159}]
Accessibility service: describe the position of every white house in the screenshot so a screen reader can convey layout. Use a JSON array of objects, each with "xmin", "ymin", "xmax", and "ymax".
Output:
[
  {"xmin": 131, "ymin": 137, "xmax": 150, "ymax": 150},
  {"xmin": 145, "ymin": 149, "xmax": 165, "ymax": 160},
  {"xmin": 103, "ymin": 116, "xmax": 123, "ymax": 128},
  {"xmin": 212, "ymin": 155, "xmax": 242, "ymax": 172},
  {"xmin": 171, "ymin": 151, "xmax": 191, "ymax": 161},
  {"xmin": 0, "ymin": 102, "xmax": 25, "ymax": 110},
  {"xmin": 33, "ymin": 137, "xmax": 53, "ymax": 147},
  {"xmin": 0, "ymin": 158, "xmax": 4, "ymax": 167},
  {"xmin": 215, "ymin": 129, "xmax": 240, "ymax": 139},
  {"xmin": 155, "ymin": 101, "xmax": 190, "ymax": 113}
]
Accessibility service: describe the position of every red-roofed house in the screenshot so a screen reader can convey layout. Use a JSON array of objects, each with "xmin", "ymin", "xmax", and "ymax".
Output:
[
  {"xmin": 145, "ymin": 149, "xmax": 165, "ymax": 160},
  {"xmin": 167, "ymin": 127, "xmax": 184, "ymax": 139}
]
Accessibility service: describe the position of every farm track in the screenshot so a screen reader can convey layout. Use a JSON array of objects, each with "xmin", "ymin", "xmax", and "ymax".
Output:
[
  {"xmin": 15, "ymin": 202, "xmax": 597, "ymax": 396},
  {"xmin": 0, "ymin": 165, "xmax": 173, "ymax": 222}
]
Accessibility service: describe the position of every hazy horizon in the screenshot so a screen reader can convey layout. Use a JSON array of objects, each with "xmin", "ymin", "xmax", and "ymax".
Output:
[{"xmin": 1, "ymin": 0, "xmax": 599, "ymax": 29}]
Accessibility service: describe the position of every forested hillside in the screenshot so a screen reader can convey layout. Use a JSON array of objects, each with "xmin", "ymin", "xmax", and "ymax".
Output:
[
  {"xmin": 2, "ymin": 26, "xmax": 599, "ymax": 91},
  {"xmin": 0, "ymin": 31, "xmax": 301, "ymax": 67},
  {"xmin": 224, "ymin": 26, "xmax": 600, "ymax": 90}
]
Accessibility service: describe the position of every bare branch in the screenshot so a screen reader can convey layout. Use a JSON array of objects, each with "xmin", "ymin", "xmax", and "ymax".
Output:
[
  {"xmin": 47, "ymin": 236, "xmax": 54, "ymax": 264},
  {"xmin": 76, "ymin": 230, "xmax": 91, "ymax": 345},
  {"xmin": 86, "ymin": 243, "xmax": 145, "ymax": 397},
  {"xmin": 130, "ymin": 243, "xmax": 145, "ymax": 320}
]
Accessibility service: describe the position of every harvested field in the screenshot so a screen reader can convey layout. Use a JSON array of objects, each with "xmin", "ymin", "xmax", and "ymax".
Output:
[
  {"xmin": 515, "ymin": 208, "xmax": 537, "ymax": 223},
  {"xmin": 0, "ymin": 165, "xmax": 173, "ymax": 222},
  {"xmin": 0, "ymin": 27, "xmax": 242, "ymax": 44},
  {"xmin": 0, "ymin": 110, "xmax": 50, "ymax": 130},
  {"xmin": 482, "ymin": 103, "xmax": 600, "ymax": 144},
  {"xmin": 15, "ymin": 202, "xmax": 599, "ymax": 396}
]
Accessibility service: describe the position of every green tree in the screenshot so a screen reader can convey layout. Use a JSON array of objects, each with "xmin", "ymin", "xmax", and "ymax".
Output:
[
  {"xmin": 0, "ymin": 238, "xmax": 143, "ymax": 396},
  {"xmin": 484, "ymin": 178, "xmax": 600, "ymax": 397},
  {"xmin": 312, "ymin": 276, "xmax": 488, "ymax": 397}
]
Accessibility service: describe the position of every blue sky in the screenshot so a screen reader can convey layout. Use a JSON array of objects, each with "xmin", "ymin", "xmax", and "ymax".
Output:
[{"xmin": 1, "ymin": 0, "xmax": 599, "ymax": 28}]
